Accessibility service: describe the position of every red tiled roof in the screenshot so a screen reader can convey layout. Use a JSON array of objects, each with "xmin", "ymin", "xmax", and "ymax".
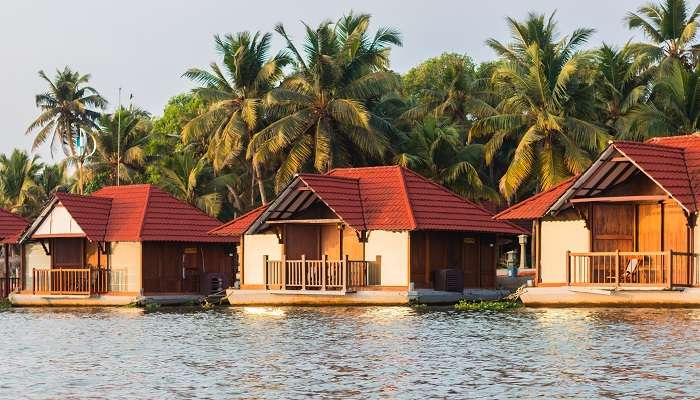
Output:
[
  {"xmin": 208, "ymin": 205, "xmax": 268, "ymax": 240},
  {"xmin": 494, "ymin": 177, "xmax": 577, "ymax": 220},
  {"xmin": 646, "ymin": 134, "xmax": 700, "ymax": 211},
  {"xmin": 497, "ymin": 135, "xmax": 700, "ymax": 219},
  {"xmin": 614, "ymin": 140, "xmax": 696, "ymax": 212},
  {"xmin": 55, "ymin": 193, "xmax": 112, "ymax": 241},
  {"xmin": 0, "ymin": 208, "xmax": 29, "ymax": 244},
  {"xmin": 92, "ymin": 185, "xmax": 230, "ymax": 243},
  {"xmin": 213, "ymin": 166, "xmax": 525, "ymax": 236},
  {"xmin": 28, "ymin": 185, "xmax": 230, "ymax": 243},
  {"xmin": 328, "ymin": 166, "xmax": 414, "ymax": 230},
  {"xmin": 298, "ymin": 174, "xmax": 367, "ymax": 230},
  {"xmin": 328, "ymin": 166, "xmax": 526, "ymax": 234}
]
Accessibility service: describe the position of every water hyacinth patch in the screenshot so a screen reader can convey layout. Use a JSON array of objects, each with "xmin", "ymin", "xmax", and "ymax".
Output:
[{"xmin": 454, "ymin": 299, "xmax": 521, "ymax": 311}]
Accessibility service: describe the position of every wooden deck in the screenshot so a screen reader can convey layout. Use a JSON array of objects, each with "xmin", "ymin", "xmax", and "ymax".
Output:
[
  {"xmin": 32, "ymin": 268, "xmax": 111, "ymax": 295},
  {"xmin": 264, "ymin": 255, "xmax": 381, "ymax": 292},
  {"xmin": 566, "ymin": 251, "xmax": 700, "ymax": 288}
]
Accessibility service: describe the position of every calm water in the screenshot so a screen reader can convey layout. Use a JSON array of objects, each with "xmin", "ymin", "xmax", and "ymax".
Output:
[{"xmin": 0, "ymin": 306, "xmax": 698, "ymax": 399}]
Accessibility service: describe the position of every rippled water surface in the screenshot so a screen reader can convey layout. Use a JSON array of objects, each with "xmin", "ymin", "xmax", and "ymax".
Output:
[{"xmin": 1, "ymin": 306, "xmax": 699, "ymax": 399}]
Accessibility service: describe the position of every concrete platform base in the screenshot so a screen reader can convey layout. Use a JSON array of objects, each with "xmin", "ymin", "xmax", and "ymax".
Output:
[
  {"xmin": 227, "ymin": 288, "xmax": 513, "ymax": 306},
  {"xmin": 9, "ymin": 293, "xmax": 204, "ymax": 307},
  {"xmin": 226, "ymin": 289, "xmax": 410, "ymax": 305},
  {"xmin": 521, "ymin": 286, "xmax": 700, "ymax": 307}
]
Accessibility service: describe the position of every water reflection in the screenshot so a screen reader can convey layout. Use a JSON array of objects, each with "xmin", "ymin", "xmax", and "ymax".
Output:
[{"xmin": 0, "ymin": 307, "xmax": 698, "ymax": 399}]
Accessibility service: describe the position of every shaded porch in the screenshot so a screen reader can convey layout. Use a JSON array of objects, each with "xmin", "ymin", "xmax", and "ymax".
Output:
[
  {"xmin": 559, "ymin": 155, "xmax": 697, "ymax": 288},
  {"xmin": 28, "ymin": 237, "xmax": 113, "ymax": 295}
]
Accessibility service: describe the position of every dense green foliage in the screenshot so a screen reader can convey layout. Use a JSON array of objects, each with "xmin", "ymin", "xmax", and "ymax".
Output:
[
  {"xmin": 13, "ymin": 1, "xmax": 700, "ymax": 220},
  {"xmin": 454, "ymin": 299, "xmax": 522, "ymax": 311}
]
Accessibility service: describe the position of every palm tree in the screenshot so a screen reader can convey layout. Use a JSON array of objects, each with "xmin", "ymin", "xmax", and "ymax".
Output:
[
  {"xmin": 394, "ymin": 117, "xmax": 497, "ymax": 201},
  {"xmin": 595, "ymin": 43, "xmax": 652, "ymax": 136},
  {"xmin": 159, "ymin": 150, "xmax": 223, "ymax": 217},
  {"xmin": 36, "ymin": 163, "xmax": 68, "ymax": 197},
  {"xmin": 472, "ymin": 13, "xmax": 609, "ymax": 199},
  {"xmin": 29, "ymin": 163, "xmax": 69, "ymax": 212},
  {"xmin": 26, "ymin": 67, "xmax": 107, "ymax": 194},
  {"xmin": 0, "ymin": 150, "xmax": 41, "ymax": 217},
  {"xmin": 88, "ymin": 107, "xmax": 151, "ymax": 185},
  {"xmin": 249, "ymin": 12, "xmax": 402, "ymax": 190},
  {"xmin": 183, "ymin": 32, "xmax": 289, "ymax": 205},
  {"xmin": 625, "ymin": 59, "xmax": 700, "ymax": 139},
  {"xmin": 401, "ymin": 56, "xmax": 495, "ymax": 130},
  {"xmin": 626, "ymin": 0, "xmax": 700, "ymax": 66}
]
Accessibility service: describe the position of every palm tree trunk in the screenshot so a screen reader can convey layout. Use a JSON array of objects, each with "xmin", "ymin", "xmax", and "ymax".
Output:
[
  {"xmin": 255, "ymin": 163, "xmax": 267, "ymax": 205},
  {"xmin": 250, "ymin": 171, "xmax": 256, "ymax": 206},
  {"xmin": 226, "ymin": 185, "xmax": 243, "ymax": 216}
]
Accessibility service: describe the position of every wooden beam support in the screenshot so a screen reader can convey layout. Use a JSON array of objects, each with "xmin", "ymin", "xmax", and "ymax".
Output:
[
  {"xmin": 39, "ymin": 239, "xmax": 50, "ymax": 255},
  {"xmin": 570, "ymin": 195, "xmax": 669, "ymax": 204},
  {"xmin": 610, "ymin": 156, "xmax": 630, "ymax": 162},
  {"xmin": 267, "ymin": 219, "xmax": 343, "ymax": 225}
]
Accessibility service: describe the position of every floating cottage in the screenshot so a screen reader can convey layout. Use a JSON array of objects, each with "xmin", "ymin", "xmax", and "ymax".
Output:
[
  {"xmin": 497, "ymin": 135, "xmax": 700, "ymax": 306},
  {"xmin": 211, "ymin": 166, "xmax": 525, "ymax": 305},
  {"xmin": 11, "ymin": 184, "xmax": 234, "ymax": 306}
]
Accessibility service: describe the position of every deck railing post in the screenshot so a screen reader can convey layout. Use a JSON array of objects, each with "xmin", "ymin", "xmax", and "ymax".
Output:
[
  {"xmin": 565, "ymin": 251, "xmax": 571, "ymax": 285},
  {"xmin": 615, "ymin": 250, "xmax": 620, "ymax": 287},
  {"xmin": 301, "ymin": 254, "xmax": 306, "ymax": 290},
  {"xmin": 375, "ymin": 255, "xmax": 382, "ymax": 285},
  {"xmin": 281, "ymin": 254, "xmax": 287, "ymax": 290},
  {"xmin": 667, "ymin": 250, "xmax": 673, "ymax": 289},
  {"xmin": 32, "ymin": 269, "xmax": 35, "ymax": 294},
  {"xmin": 263, "ymin": 255, "xmax": 268, "ymax": 289},
  {"xmin": 322, "ymin": 254, "xmax": 327, "ymax": 291},
  {"xmin": 343, "ymin": 255, "xmax": 349, "ymax": 291}
]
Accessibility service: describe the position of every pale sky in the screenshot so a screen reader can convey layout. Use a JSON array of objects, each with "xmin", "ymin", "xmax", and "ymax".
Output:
[{"xmin": 1, "ymin": 0, "xmax": 643, "ymax": 160}]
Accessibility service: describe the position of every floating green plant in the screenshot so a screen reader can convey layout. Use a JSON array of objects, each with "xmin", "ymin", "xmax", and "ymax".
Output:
[{"xmin": 454, "ymin": 300, "xmax": 521, "ymax": 311}]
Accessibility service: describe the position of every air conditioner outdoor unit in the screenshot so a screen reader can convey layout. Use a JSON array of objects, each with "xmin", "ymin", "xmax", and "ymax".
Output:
[
  {"xmin": 433, "ymin": 268, "xmax": 464, "ymax": 292},
  {"xmin": 204, "ymin": 272, "xmax": 226, "ymax": 295}
]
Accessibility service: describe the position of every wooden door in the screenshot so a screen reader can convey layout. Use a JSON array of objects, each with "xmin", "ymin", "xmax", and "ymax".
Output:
[
  {"xmin": 142, "ymin": 243, "xmax": 182, "ymax": 293},
  {"xmin": 461, "ymin": 237, "xmax": 480, "ymax": 287},
  {"xmin": 638, "ymin": 204, "xmax": 661, "ymax": 252},
  {"xmin": 285, "ymin": 225, "xmax": 320, "ymax": 259},
  {"xmin": 591, "ymin": 204, "xmax": 634, "ymax": 252},
  {"xmin": 51, "ymin": 238, "xmax": 84, "ymax": 269},
  {"xmin": 182, "ymin": 247, "xmax": 201, "ymax": 293},
  {"xmin": 479, "ymin": 235, "xmax": 496, "ymax": 289}
]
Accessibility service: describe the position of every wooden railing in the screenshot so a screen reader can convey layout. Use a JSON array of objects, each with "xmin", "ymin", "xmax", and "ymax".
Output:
[
  {"xmin": 0, "ymin": 277, "xmax": 20, "ymax": 298},
  {"xmin": 566, "ymin": 251, "xmax": 700, "ymax": 288},
  {"xmin": 33, "ymin": 268, "xmax": 111, "ymax": 295},
  {"xmin": 263, "ymin": 255, "xmax": 382, "ymax": 291}
]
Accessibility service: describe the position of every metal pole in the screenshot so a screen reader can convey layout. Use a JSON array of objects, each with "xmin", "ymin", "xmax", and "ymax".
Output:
[{"xmin": 117, "ymin": 87, "xmax": 122, "ymax": 186}]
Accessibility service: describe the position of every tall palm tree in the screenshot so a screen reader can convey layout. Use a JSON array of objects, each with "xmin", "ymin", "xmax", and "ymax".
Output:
[
  {"xmin": 394, "ymin": 117, "xmax": 497, "ymax": 201},
  {"xmin": 159, "ymin": 150, "xmax": 222, "ymax": 217},
  {"xmin": 183, "ymin": 32, "xmax": 289, "ymax": 205},
  {"xmin": 0, "ymin": 150, "xmax": 41, "ymax": 217},
  {"xmin": 595, "ymin": 43, "xmax": 653, "ymax": 136},
  {"xmin": 626, "ymin": 59, "xmax": 700, "ymax": 139},
  {"xmin": 26, "ymin": 67, "xmax": 107, "ymax": 194},
  {"xmin": 249, "ymin": 12, "xmax": 402, "ymax": 190},
  {"xmin": 472, "ymin": 13, "xmax": 609, "ymax": 199},
  {"xmin": 626, "ymin": 0, "xmax": 700, "ymax": 66},
  {"xmin": 89, "ymin": 107, "xmax": 151, "ymax": 185}
]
